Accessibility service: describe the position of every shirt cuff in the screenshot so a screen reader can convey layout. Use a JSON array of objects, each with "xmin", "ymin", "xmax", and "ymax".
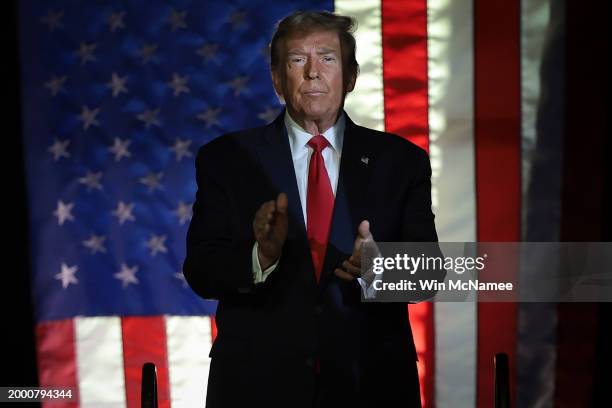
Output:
[
  {"xmin": 358, "ymin": 269, "xmax": 381, "ymax": 300},
  {"xmin": 252, "ymin": 242, "xmax": 279, "ymax": 284}
]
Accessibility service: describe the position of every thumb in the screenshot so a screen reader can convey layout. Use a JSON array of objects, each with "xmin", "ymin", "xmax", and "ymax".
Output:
[
  {"xmin": 352, "ymin": 220, "xmax": 372, "ymax": 258},
  {"xmin": 276, "ymin": 192, "xmax": 288, "ymax": 214},
  {"xmin": 358, "ymin": 220, "xmax": 372, "ymax": 241}
]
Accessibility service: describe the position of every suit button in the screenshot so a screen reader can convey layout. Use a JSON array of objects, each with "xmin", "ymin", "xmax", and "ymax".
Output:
[{"xmin": 305, "ymin": 358, "xmax": 314, "ymax": 367}]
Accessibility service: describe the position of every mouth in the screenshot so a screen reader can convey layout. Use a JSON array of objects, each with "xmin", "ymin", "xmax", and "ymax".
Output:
[{"xmin": 303, "ymin": 91, "xmax": 326, "ymax": 96}]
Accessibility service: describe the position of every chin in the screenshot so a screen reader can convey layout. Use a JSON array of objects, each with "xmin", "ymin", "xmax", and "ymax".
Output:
[
  {"xmin": 302, "ymin": 106, "xmax": 332, "ymax": 119},
  {"xmin": 303, "ymin": 110, "xmax": 326, "ymax": 118}
]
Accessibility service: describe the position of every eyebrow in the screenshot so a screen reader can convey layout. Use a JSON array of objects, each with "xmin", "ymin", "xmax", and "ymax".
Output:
[{"xmin": 287, "ymin": 47, "xmax": 339, "ymax": 55}]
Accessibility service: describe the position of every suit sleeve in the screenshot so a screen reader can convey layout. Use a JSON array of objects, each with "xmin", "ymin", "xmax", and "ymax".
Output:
[
  {"xmin": 400, "ymin": 147, "xmax": 446, "ymax": 300},
  {"xmin": 182, "ymin": 144, "xmax": 257, "ymax": 300},
  {"xmin": 400, "ymin": 147, "xmax": 438, "ymax": 242}
]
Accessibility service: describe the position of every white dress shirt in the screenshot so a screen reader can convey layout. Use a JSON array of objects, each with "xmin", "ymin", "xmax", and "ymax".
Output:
[{"xmin": 252, "ymin": 111, "xmax": 374, "ymax": 296}]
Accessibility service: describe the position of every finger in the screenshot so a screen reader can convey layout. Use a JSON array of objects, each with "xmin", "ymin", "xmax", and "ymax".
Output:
[
  {"xmin": 254, "ymin": 214, "xmax": 271, "ymax": 235},
  {"xmin": 352, "ymin": 237, "xmax": 363, "ymax": 259},
  {"xmin": 253, "ymin": 216, "xmax": 263, "ymax": 233},
  {"xmin": 276, "ymin": 192, "xmax": 288, "ymax": 214},
  {"xmin": 255, "ymin": 207, "xmax": 271, "ymax": 225},
  {"xmin": 263, "ymin": 200, "xmax": 276, "ymax": 214},
  {"xmin": 255, "ymin": 201, "xmax": 273, "ymax": 222},
  {"xmin": 255, "ymin": 201, "xmax": 275, "ymax": 225},
  {"xmin": 254, "ymin": 224, "xmax": 267, "ymax": 241},
  {"xmin": 254, "ymin": 215, "xmax": 268, "ymax": 231},
  {"xmin": 334, "ymin": 268, "xmax": 355, "ymax": 281},
  {"xmin": 342, "ymin": 260, "xmax": 362, "ymax": 277}
]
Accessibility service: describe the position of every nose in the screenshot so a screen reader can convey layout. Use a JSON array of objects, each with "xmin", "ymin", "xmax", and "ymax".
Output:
[{"xmin": 305, "ymin": 59, "xmax": 320, "ymax": 80}]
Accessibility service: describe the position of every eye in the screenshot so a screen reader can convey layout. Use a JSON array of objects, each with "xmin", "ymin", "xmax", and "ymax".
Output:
[
  {"xmin": 290, "ymin": 56, "xmax": 306, "ymax": 64},
  {"xmin": 323, "ymin": 56, "xmax": 336, "ymax": 63}
]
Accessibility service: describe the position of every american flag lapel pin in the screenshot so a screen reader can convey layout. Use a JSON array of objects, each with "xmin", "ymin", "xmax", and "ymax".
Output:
[{"xmin": 361, "ymin": 156, "xmax": 369, "ymax": 165}]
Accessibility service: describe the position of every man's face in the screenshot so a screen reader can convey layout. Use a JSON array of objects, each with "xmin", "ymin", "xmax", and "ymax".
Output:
[{"xmin": 272, "ymin": 30, "xmax": 354, "ymax": 128}]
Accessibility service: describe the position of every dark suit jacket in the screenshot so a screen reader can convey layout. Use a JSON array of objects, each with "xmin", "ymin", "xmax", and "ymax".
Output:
[{"xmin": 183, "ymin": 111, "xmax": 439, "ymax": 408}]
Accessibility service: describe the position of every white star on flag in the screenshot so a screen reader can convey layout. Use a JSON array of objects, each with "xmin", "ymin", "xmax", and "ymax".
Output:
[
  {"xmin": 137, "ymin": 108, "xmax": 161, "ymax": 129},
  {"xmin": 53, "ymin": 200, "xmax": 74, "ymax": 226},
  {"xmin": 258, "ymin": 106, "xmax": 281, "ymax": 123},
  {"xmin": 55, "ymin": 263, "xmax": 78, "ymax": 289},
  {"xmin": 145, "ymin": 234, "xmax": 168, "ymax": 256},
  {"xmin": 75, "ymin": 42, "xmax": 97, "ymax": 65},
  {"xmin": 174, "ymin": 271, "xmax": 188, "ymax": 288},
  {"xmin": 48, "ymin": 139, "xmax": 70, "ymax": 161},
  {"xmin": 170, "ymin": 139, "xmax": 192, "ymax": 161},
  {"xmin": 82, "ymin": 234, "xmax": 107, "ymax": 254},
  {"xmin": 112, "ymin": 201, "xmax": 135, "ymax": 225},
  {"xmin": 196, "ymin": 42, "xmax": 219, "ymax": 63},
  {"xmin": 44, "ymin": 75, "xmax": 67, "ymax": 96},
  {"xmin": 197, "ymin": 107, "xmax": 222, "ymax": 128},
  {"xmin": 107, "ymin": 11, "xmax": 126, "ymax": 32},
  {"xmin": 41, "ymin": 10, "xmax": 64, "ymax": 32},
  {"xmin": 114, "ymin": 263, "xmax": 139, "ymax": 288},
  {"xmin": 79, "ymin": 105, "xmax": 100, "ymax": 130},
  {"xmin": 107, "ymin": 73, "xmax": 128, "ymax": 97},
  {"xmin": 140, "ymin": 172, "xmax": 164, "ymax": 192},
  {"xmin": 174, "ymin": 201, "xmax": 192, "ymax": 225},
  {"xmin": 168, "ymin": 9, "xmax": 187, "ymax": 31},
  {"xmin": 227, "ymin": 75, "xmax": 250, "ymax": 96},
  {"xmin": 167, "ymin": 73, "xmax": 190, "ymax": 97},
  {"xmin": 137, "ymin": 43, "xmax": 158, "ymax": 64},
  {"xmin": 228, "ymin": 10, "xmax": 247, "ymax": 30},
  {"xmin": 108, "ymin": 138, "xmax": 131, "ymax": 161},
  {"xmin": 78, "ymin": 171, "xmax": 103, "ymax": 191}
]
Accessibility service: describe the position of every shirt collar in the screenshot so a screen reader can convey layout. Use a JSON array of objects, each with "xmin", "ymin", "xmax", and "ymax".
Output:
[{"xmin": 285, "ymin": 110, "xmax": 345, "ymax": 155}]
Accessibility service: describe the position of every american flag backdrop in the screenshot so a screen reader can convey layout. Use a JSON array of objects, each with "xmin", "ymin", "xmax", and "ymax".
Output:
[{"xmin": 18, "ymin": 0, "xmax": 573, "ymax": 407}]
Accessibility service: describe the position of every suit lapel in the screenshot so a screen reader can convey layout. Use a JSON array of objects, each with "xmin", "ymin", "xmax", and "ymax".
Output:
[
  {"xmin": 320, "ymin": 115, "xmax": 373, "ymax": 283},
  {"xmin": 337, "ymin": 115, "xmax": 372, "ymax": 226},
  {"xmin": 255, "ymin": 112, "xmax": 307, "ymax": 241}
]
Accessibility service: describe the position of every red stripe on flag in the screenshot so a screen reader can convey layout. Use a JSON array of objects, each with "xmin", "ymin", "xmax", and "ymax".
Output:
[
  {"xmin": 211, "ymin": 316, "xmax": 218, "ymax": 341},
  {"xmin": 408, "ymin": 302, "xmax": 435, "ymax": 407},
  {"xmin": 121, "ymin": 316, "xmax": 170, "ymax": 408},
  {"xmin": 382, "ymin": 0, "xmax": 430, "ymax": 151},
  {"xmin": 381, "ymin": 1, "xmax": 434, "ymax": 406},
  {"xmin": 474, "ymin": 0, "xmax": 521, "ymax": 406},
  {"xmin": 36, "ymin": 319, "xmax": 79, "ymax": 408}
]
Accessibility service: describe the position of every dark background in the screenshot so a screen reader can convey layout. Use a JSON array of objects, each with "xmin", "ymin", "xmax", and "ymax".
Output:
[
  {"xmin": 5, "ymin": 0, "xmax": 39, "ymax": 389},
  {"xmin": 4, "ymin": 0, "xmax": 610, "ymax": 406}
]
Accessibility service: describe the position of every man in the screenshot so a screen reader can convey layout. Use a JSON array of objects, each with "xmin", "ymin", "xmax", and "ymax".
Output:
[{"xmin": 184, "ymin": 10, "xmax": 438, "ymax": 408}]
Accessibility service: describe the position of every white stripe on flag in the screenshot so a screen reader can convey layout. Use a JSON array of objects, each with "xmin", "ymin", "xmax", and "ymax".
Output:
[
  {"xmin": 427, "ymin": 0, "xmax": 477, "ymax": 407},
  {"xmin": 335, "ymin": 0, "xmax": 385, "ymax": 131},
  {"xmin": 166, "ymin": 316, "xmax": 212, "ymax": 408},
  {"xmin": 75, "ymin": 316, "xmax": 126, "ymax": 407}
]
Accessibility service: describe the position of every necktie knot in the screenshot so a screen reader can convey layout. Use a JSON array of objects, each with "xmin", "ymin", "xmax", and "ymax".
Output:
[{"xmin": 307, "ymin": 134, "xmax": 329, "ymax": 153}]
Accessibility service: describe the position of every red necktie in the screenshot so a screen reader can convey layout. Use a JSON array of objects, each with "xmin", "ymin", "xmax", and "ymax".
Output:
[{"xmin": 306, "ymin": 135, "xmax": 334, "ymax": 283}]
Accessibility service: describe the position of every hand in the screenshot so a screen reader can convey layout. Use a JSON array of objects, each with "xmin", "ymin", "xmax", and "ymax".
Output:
[
  {"xmin": 253, "ymin": 193, "xmax": 288, "ymax": 270},
  {"xmin": 335, "ymin": 220, "xmax": 377, "ymax": 281}
]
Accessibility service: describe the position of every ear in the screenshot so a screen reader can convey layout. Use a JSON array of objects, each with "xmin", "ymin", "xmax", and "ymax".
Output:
[
  {"xmin": 271, "ymin": 69, "xmax": 284, "ymax": 98},
  {"xmin": 346, "ymin": 74, "xmax": 356, "ymax": 93}
]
